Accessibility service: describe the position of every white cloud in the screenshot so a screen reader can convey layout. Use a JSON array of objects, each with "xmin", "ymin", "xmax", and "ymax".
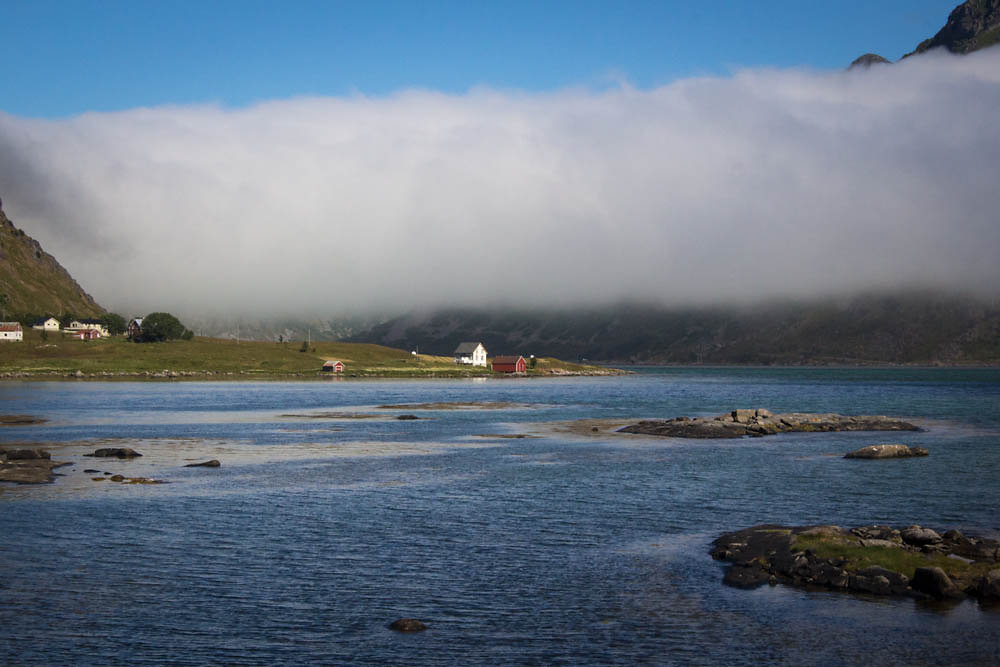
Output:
[{"xmin": 1, "ymin": 48, "xmax": 999, "ymax": 318}]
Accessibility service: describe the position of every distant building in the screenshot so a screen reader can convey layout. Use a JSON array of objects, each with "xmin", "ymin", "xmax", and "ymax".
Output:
[
  {"xmin": 0, "ymin": 322, "xmax": 23, "ymax": 342},
  {"xmin": 66, "ymin": 319, "xmax": 108, "ymax": 337},
  {"xmin": 70, "ymin": 328, "xmax": 100, "ymax": 341},
  {"xmin": 31, "ymin": 317, "xmax": 60, "ymax": 331},
  {"xmin": 322, "ymin": 360, "xmax": 345, "ymax": 373},
  {"xmin": 127, "ymin": 318, "xmax": 143, "ymax": 340},
  {"xmin": 492, "ymin": 355, "xmax": 527, "ymax": 374},
  {"xmin": 454, "ymin": 342, "xmax": 487, "ymax": 367}
]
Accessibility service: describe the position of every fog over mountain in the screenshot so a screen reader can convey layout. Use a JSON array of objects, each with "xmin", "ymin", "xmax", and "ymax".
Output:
[{"xmin": 1, "ymin": 48, "xmax": 999, "ymax": 321}]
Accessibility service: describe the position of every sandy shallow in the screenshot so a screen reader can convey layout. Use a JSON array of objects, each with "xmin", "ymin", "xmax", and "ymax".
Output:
[{"xmin": 0, "ymin": 435, "xmax": 502, "ymax": 498}]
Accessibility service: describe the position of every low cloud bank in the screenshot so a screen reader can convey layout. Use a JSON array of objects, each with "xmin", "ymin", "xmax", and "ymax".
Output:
[{"xmin": 1, "ymin": 49, "xmax": 999, "ymax": 318}]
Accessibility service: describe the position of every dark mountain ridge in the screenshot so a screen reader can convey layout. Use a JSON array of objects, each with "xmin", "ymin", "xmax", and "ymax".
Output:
[{"xmin": 349, "ymin": 292, "xmax": 1000, "ymax": 365}]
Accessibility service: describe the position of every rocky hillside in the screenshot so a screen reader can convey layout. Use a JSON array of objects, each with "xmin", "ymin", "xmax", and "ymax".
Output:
[
  {"xmin": 907, "ymin": 0, "xmax": 1000, "ymax": 56},
  {"xmin": 0, "ymin": 197, "xmax": 104, "ymax": 319},
  {"xmin": 851, "ymin": 0, "xmax": 1000, "ymax": 66},
  {"xmin": 348, "ymin": 292, "xmax": 1000, "ymax": 365}
]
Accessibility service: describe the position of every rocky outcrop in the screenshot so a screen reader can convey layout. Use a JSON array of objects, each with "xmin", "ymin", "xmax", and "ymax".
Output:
[
  {"xmin": 849, "ymin": 53, "xmax": 891, "ymax": 69},
  {"xmin": 907, "ymin": 0, "xmax": 1000, "ymax": 56},
  {"xmin": 0, "ymin": 448, "xmax": 69, "ymax": 484},
  {"xmin": 85, "ymin": 447, "xmax": 142, "ymax": 458},
  {"xmin": 619, "ymin": 410, "xmax": 919, "ymax": 439},
  {"xmin": 712, "ymin": 524, "xmax": 1000, "ymax": 602},
  {"xmin": 844, "ymin": 444, "xmax": 929, "ymax": 459}
]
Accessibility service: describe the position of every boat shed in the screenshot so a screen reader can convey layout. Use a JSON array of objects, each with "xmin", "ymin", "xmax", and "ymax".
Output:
[{"xmin": 492, "ymin": 355, "xmax": 527, "ymax": 374}]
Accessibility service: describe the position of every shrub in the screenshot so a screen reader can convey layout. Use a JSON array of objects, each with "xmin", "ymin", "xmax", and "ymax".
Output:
[{"xmin": 137, "ymin": 312, "xmax": 192, "ymax": 342}]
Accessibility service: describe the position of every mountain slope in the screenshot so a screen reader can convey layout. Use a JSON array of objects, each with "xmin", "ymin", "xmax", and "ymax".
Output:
[
  {"xmin": 0, "ymin": 197, "xmax": 104, "ymax": 318},
  {"xmin": 851, "ymin": 0, "xmax": 1000, "ymax": 65},
  {"xmin": 349, "ymin": 292, "xmax": 1000, "ymax": 365},
  {"xmin": 907, "ymin": 0, "xmax": 1000, "ymax": 56}
]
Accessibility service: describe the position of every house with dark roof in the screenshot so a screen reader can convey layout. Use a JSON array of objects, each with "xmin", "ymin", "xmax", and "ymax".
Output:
[
  {"xmin": 31, "ymin": 317, "xmax": 60, "ymax": 332},
  {"xmin": 454, "ymin": 342, "xmax": 487, "ymax": 367}
]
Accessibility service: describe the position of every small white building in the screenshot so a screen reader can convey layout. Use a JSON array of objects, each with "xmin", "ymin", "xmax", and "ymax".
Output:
[
  {"xmin": 66, "ymin": 319, "xmax": 109, "ymax": 337},
  {"xmin": 454, "ymin": 342, "xmax": 488, "ymax": 367},
  {"xmin": 0, "ymin": 322, "xmax": 23, "ymax": 342},
  {"xmin": 32, "ymin": 317, "xmax": 60, "ymax": 331}
]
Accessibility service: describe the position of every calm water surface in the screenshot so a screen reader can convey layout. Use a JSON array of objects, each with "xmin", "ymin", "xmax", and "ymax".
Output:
[{"xmin": 1, "ymin": 368, "xmax": 999, "ymax": 665}]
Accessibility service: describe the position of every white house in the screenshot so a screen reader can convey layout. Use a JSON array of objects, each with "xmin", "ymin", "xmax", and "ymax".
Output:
[
  {"xmin": 66, "ymin": 319, "xmax": 109, "ymax": 337},
  {"xmin": 0, "ymin": 322, "xmax": 23, "ymax": 342},
  {"xmin": 454, "ymin": 342, "xmax": 488, "ymax": 367},
  {"xmin": 31, "ymin": 317, "xmax": 60, "ymax": 331}
]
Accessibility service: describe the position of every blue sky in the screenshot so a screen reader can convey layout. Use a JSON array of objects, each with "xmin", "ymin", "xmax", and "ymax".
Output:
[{"xmin": 3, "ymin": 0, "xmax": 960, "ymax": 118}]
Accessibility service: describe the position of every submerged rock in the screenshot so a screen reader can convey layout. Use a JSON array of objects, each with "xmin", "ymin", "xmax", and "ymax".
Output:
[
  {"xmin": 388, "ymin": 618, "xmax": 427, "ymax": 632},
  {"xmin": 184, "ymin": 460, "xmax": 221, "ymax": 468}
]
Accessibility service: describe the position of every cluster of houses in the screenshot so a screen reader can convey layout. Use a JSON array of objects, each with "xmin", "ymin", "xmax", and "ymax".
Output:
[
  {"xmin": 319, "ymin": 343, "xmax": 530, "ymax": 375},
  {"xmin": 0, "ymin": 317, "xmax": 111, "ymax": 343},
  {"xmin": 453, "ymin": 342, "xmax": 528, "ymax": 373}
]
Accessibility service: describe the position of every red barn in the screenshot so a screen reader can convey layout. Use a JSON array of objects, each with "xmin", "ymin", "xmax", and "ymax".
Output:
[
  {"xmin": 492, "ymin": 355, "xmax": 527, "ymax": 373},
  {"xmin": 322, "ymin": 360, "xmax": 345, "ymax": 373}
]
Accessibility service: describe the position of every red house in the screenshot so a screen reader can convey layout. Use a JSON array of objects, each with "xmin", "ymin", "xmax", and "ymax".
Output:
[
  {"xmin": 322, "ymin": 360, "xmax": 345, "ymax": 373},
  {"xmin": 492, "ymin": 355, "xmax": 527, "ymax": 373}
]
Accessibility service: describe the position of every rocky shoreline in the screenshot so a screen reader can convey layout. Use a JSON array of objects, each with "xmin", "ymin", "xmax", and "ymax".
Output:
[
  {"xmin": 712, "ymin": 524, "xmax": 1000, "ymax": 603},
  {"xmin": 619, "ymin": 409, "xmax": 920, "ymax": 439}
]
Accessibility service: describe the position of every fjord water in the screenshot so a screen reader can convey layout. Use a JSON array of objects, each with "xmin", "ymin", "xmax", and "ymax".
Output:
[{"xmin": 1, "ymin": 368, "xmax": 999, "ymax": 665}]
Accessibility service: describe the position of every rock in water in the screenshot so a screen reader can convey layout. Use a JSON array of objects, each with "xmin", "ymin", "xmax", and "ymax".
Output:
[
  {"xmin": 86, "ymin": 448, "xmax": 142, "ymax": 458},
  {"xmin": 911, "ymin": 567, "xmax": 963, "ymax": 599},
  {"xmin": 976, "ymin": 570, "xmax": 1000, "ymax": 601},
  {"xmin": 1, "ymin": 448, "xmax": 51, "ymax": 460},
  {"xmin": 184, "ymin": 460, "xmax": 221, "ymax": 468},
  {"xmin": 844, "ymin": 444, "xmax": 929, "ymax": 459},
  {"xmin": 388, "ymin": 618, "xmax": 427, "ymax": 632}
]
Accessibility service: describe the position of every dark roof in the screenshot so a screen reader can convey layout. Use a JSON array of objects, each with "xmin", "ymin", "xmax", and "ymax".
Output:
[
  {"xmin": 454, "ymin": 342, "xmax": 484, "ymax": 354},
  {"xmin": 492, "ymin": 355, "xmax": 524, "ymax": 365}
]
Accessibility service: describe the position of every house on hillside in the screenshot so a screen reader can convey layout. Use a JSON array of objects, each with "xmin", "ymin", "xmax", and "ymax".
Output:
[
  {"xmin": 66, "ymin": 319, "xmax": 109, "ymax": 337},
  {"xmin": 454, "ymin": 342, "xmax": 488, "ymax": 367},
  {"xmin": 0, "ymin": 322, "xmax": 23, "ymax": 342},
  {"xmin": 31, "ymin": 317, "xmax": 60, "ymax": 331},
  {"xmin": 322, "ymin": 360, "xmax": 345, "ymax": 373},
  {"xmin": 127, "ymin": 318, "xmax": 143, "ymax": 340},
  {"xmin": 492, "ymin": 355, "xmax": 527, "ymax": 374}
]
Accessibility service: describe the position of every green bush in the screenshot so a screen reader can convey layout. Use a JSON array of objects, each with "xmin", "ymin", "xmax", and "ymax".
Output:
[{"xmin": 137, "ymin": 312, "xmax": 192, "ymax": 342}]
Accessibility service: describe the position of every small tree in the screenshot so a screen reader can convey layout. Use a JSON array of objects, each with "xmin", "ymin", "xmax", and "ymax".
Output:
[
  {"xmin": 137, "ymin": 312, "xmax": 192, "ymax": 342},
  {"xmin": 299, "ymin": 341, "xmax": 308, "ymax": 353}
]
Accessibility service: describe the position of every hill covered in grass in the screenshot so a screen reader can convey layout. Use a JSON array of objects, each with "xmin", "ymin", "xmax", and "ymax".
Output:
[
  {"xmin": 0, "ymin": 198, "xmax": 104, "ymax": 319},
  {"xmin": 0, "ymin": 328, "xmax": 614, "ymax": 378}
]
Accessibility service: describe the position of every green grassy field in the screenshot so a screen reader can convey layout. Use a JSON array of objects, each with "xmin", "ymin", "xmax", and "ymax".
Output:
[{"xmin": 0, "ymin": 329, "xmax": 615, "ymax": 378}]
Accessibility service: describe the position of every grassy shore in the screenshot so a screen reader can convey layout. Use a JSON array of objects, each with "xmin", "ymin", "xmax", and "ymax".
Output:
[{"xmin": 0, "ymin": 329, "xmax": 619, "ymax": 379}]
